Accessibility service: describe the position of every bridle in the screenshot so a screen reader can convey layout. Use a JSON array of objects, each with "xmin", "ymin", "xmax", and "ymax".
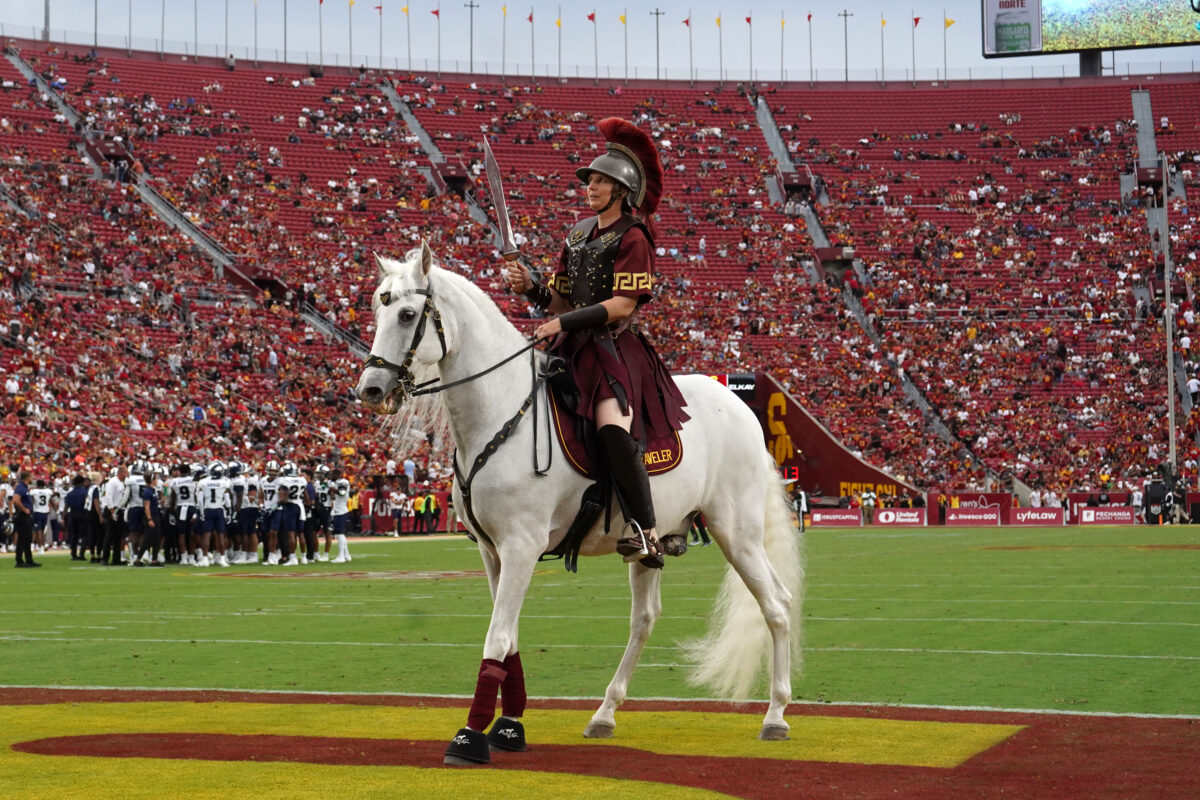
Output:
[
  {"xmin": 363, "ymin": 286, "xmax": 449, "ymax": 397},
  {"xmin": 363, "ymin": 280, "xmax": 540, "ymax": 399}
]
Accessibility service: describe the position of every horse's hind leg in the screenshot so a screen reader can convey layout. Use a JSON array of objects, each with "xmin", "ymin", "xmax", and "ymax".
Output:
[{"xmin": 584, "ymin": 562, "xmax": 662, "ymax": 738}]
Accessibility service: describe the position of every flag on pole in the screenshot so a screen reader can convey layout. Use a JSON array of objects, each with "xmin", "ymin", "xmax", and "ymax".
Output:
[
  {"xmin": 527, "ymin": 10, "xmax": 532, "ymax": 22},
  {"xmin": 587, "ymin": 11, "xmax": 595, "ymax": 22},
  {"xmin": 619, "ymin": 14, "xmax": 625, "ymax": 24},
  {"xmin": 806, "ymin": 13, "xmax": 811, "ymax": 22},
  {"xmin": 555, "ymin": 16, "xmax": 561, "ymax": 27},
  {"xmin": 881, "ymin": 18, "xmax": 886, "ymax": 26},
  {"xmin": 349, "ymin": 1, "xmax": 355, "ymax": 6},
  {"xmin": 374, "ymin": 4, "xmax": 381, "ymax": 11},
  {"xmin": 683, "ymin": 16, "xmax": 690, "ymax": 26},
  {"xmin": 945, "ymin": 18, "xmax": 956, "ymax": 28},
  {"xmin": 400, "ymin": 4, "xmax": 407, "ymax": 13},
  {"xmin": 501, "ymin": 5, "xmax": 506, "ymax": 16},
  {"xmin": 431, "ymin": 8, "xmax": 438, "ymax": 16},
  {"xmin": 913, "ymin": 16, "xmax": 921, "ymax": 26},
  {"xmin": 781, "ymin": 17, "xmax": 785, "ymax": 29},
  {"xmin": 745, "ymin": 15, "xmax": 751, "ymax": 24},
  {"xmin": 716, "ymin": 15, "xmax": 721, "ymax": 27}
]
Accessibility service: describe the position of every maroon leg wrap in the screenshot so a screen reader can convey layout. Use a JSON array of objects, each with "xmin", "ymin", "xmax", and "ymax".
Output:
[
  {"xmin": 500, "ymin": 652, "xmax": 526, "ymax": 718},
  {"xmin": 466, "ymin": 658, "xmax": 507, "ymax": 732}
]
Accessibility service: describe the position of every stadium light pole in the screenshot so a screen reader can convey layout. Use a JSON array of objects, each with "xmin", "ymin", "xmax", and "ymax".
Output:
[
  {"xmin": 127, "ymin": 0, "xmax": 132, "ymax": 55},
  {"xmin": 193, "ymin": 0, "xmax": 198, "ymax": 62},
  {"xmin": 94, "ymin": 0, "xmax": 98, "ymax": 48},
  {"xmin": 465, "ymin": 1, "xmax": 478, "ymax": 73},
  {"xmin": 650, "ymin": 8, "xmax": 663, "ymax": 81},
  {"xmin": 284, "ymin": 0, "xmax": 289, "ymax": 62},
  {"xmin": 838, "ymin": 9, "xmax": 852, "ymax": 82},
  {"xmin": 1162, "ymin": 153, "xmax": 1178, "ymax": 473},
  {"xmin": 224, "ymin": 0, "xmax": 229, "ymax": 61}
]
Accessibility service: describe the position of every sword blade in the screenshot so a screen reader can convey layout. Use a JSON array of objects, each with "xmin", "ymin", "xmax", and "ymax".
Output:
[{"xmin": 481, "ymin": 137, "xmax": 518, "ymax": 258}]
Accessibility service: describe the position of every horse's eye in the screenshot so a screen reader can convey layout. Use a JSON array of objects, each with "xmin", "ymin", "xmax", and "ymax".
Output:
[
  {"xmin": 379, "ymin": 291, "xmax": 391, "ymax": 306},
  {"xmin": 399, "ymin": 309, "xmax": 418, "ymax": 324}
]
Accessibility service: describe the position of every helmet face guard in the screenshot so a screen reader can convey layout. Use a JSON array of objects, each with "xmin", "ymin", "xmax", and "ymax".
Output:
[{"xmin": 575, "ymin": 147, "xmax": 646, "ymax": 209}]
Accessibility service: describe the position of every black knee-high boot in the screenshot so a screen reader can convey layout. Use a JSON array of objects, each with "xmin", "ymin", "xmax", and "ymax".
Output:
[{"xmin": 597, "ymin": 424, "xmax": 663, "ymax": 568}]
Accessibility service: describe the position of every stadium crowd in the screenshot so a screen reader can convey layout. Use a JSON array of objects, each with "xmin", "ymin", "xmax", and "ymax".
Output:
[{"xmin": 1, "ymin": 39, "xmax": 1197, "ymax": 503}]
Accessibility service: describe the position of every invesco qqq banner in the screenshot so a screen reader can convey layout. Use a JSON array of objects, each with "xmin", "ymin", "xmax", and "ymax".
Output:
[{"xmin": 984, "ymin": 0, "xmax": 1200, "ymax": 58}]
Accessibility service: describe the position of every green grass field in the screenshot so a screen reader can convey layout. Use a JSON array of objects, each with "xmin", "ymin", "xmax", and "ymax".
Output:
[{"xmin": 2, "ymin": 524, "xmax": 1197, "ymax": 716}]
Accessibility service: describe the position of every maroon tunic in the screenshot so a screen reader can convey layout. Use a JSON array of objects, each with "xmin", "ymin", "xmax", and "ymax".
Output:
[{"xmin": 550, "ymin": 219, "xmax": 689, "ymax": 441}]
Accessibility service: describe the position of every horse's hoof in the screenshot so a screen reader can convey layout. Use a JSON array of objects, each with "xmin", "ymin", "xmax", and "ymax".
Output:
[
  {"xmin": 443, "ymin": 727, "xmax": 490, "ymax": 765},
  {"xmin": 583, "ymin": 721, "xmax": 615, "ymax": 739},
  {"xmin": 758, "ymin": 724, "xmax": 790, "ymax": 741},
  {"xmin": 487, "ymin": 717, "xmax": 527, "ymax": 752}
]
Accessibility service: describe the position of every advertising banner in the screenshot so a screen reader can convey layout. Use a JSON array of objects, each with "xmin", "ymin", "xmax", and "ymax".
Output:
[
  {"xmin": 872, "ymin": 508, "xmax": 927, "ymax": 527},
  {"xmin": 811, "ymin": 509, "xmax": 863, "ymax": 527},
  {"xmin": 1077, "ymin": 507, "xmax": 1139, "ymax": 525},
  {"xmin": 1010, "ymin": 507, "xmax": 1066, "ymax": 526},
  {"xmin": 946, "ymin": 507, "xmax": 1001, "ymax": 526}
]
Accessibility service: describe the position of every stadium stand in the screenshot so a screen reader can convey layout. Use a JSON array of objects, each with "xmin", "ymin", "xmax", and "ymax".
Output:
[{"xmin": 1, "ymin": 37, "xmax": 1195, "ymax": 497}]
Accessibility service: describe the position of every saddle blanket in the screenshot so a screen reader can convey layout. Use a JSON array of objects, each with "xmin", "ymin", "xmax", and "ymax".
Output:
[{"xmin": 549, "ymin": 389, "xmax": 683, "ymax": 479}]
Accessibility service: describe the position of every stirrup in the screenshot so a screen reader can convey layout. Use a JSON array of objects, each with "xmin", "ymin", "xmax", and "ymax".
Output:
[{"xmin": 615, "ymin": 522, "xmax": 664, "ymax": 569}]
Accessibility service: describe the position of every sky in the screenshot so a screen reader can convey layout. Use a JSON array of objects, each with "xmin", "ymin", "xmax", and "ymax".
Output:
[{"xmin": 5, "ymin": 0, "xmax": 1200, "ymax": 83}]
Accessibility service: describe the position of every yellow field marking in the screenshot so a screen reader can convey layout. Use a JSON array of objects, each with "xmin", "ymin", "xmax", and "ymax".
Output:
[{"xmin": 2, "ymin": 701, "xmax": 1021, "ymax": 773}]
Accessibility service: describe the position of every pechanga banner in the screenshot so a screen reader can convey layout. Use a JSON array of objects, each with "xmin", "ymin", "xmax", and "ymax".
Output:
[
  {"xmin": 873, "ymin": 508, "xmax": 928, "ymax": 527},
  {"xmin": 1010, "ymin": 507, "xmax": 1066, "ymax": 526},
  {"xmin": 984, "ymin": 0, "xmax": 1200, "ymax": 58},
  {"xmin": 810, "ymin": 509, "xmax": 863, "ymax": 526},
  {"xmin": 1078, "ymin": 507, "xmax": 1139, "ymax": 525},
  {"xmin": 946, "ymin": 507, "xmax": 1002, "ymax": 526}
]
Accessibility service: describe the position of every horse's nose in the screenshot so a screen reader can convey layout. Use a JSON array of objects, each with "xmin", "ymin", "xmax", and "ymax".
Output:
[{"xmin": 358, "ymin": 383, "xmax": 385, "ymax": 404}]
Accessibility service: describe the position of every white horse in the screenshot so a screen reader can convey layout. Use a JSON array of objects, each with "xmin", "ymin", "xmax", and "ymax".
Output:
[{"xmin": 356, "ymin": 242, "xmax": 803, "ymax": 764}]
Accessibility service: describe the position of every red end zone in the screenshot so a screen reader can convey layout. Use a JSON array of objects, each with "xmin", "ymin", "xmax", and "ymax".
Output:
[{"xmin": 2, "ymin": 688, "xmax": 1195, "ymax": 799}]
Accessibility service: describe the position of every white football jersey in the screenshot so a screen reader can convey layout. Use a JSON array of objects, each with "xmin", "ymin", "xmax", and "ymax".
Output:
[
  {"xmin": 239, "ymin": 475, "xmax": 260, "ymax": 509},
  {"xmin": 30, "ymin": 487, "xmax": 53, "ymax": 513},
  {"xmin": 170, "ymin": 476, "xmax": 196, "ymax": 509},
  {"xmin": 330, "ymin": 478, "xmax": 351, "ymax": 517},
  {"xmin": 280, "ymin": 475, "xmax": 308, "ymax": 520},
  {"xmin": 196, "ymin": 476, "xmax": 232, "ymax": 512},
  {"xmin": 258, "ymin": 476, "xmax": 282, "ymax": 512}
]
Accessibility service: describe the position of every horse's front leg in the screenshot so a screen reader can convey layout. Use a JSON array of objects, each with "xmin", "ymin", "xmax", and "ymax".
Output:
[
  {"xmin": 584, "ymin": 562, "xmax": 663, "ymax": 738},
  {"xmin": 444, "ymin": 549, "xmax": 538, "ymax": 766}
]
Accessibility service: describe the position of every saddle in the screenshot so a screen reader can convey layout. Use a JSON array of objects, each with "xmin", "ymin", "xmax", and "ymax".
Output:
[{"xmin": 538, "ymin": 358, "xmax": 683, "ymax": 572}]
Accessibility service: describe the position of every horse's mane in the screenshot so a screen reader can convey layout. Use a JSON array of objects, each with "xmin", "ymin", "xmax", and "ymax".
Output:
[{"xmin": 378, "ymin": 248, "xmax": 526, "ymax": 349}]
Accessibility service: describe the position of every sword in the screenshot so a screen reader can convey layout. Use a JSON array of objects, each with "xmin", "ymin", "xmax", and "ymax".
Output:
[{"xmin": 481, "ymin": 137, "xmax": 521, "ymax": 263}]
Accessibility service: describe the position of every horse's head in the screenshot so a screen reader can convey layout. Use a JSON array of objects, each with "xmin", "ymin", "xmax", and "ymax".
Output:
[{"xmin": 356, "ymin": 240, "xmax": 448, "ymax": 414}]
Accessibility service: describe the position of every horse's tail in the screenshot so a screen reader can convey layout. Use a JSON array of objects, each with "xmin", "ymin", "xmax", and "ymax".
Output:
[{"xmin": 683, "ymin": 451, "xmax": 804, "ymax": 700}]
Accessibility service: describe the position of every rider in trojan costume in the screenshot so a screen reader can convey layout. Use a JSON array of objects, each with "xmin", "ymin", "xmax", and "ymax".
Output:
[{"xmin": 507, "ymin": 117, "xmax": 689, "ymax": 569}]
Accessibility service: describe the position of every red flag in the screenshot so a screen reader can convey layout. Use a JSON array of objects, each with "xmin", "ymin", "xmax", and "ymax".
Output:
[
  {"xmin": 431, "ymin": 8, "xmax": 439, "ymax": 16},
  {"xmin": 683, "ymin": 17, "xmax": 690, "ymax": 27},
  {"xmin": 587, "ymin": 12, "xmax": 595, "ymax": 22},
  {"xmin": 745, "ymin": 15, "xmax": 751, "ymax": 24},
  {"xmin": 806, "ymin": 13, "xmax": 811, "ymax": 22},
  {"xmin": 913, "ymin": 16, "xmax": 921, "ymax": 26},
  {"xmin": 527, "ymin": 10, "xmax": 532, "ymax": 22},
  {"xmin": 374, "ymin": 4, "xmax": 381, "ymax": 10}
]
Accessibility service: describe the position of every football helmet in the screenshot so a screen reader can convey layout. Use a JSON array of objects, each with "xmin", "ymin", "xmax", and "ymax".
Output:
[
  {"xmin": 315, "ymin": 465, "xmax": 331, "ymax": 477},
  {"xmin": 208, "ymin": 461, "xmax": 225, "ymax": 478},
  {"xmin": 191, "ymin": 463, "xmax": 208, "ymax": 480},
  {"xmin": 281, "ymin": 462, "xmax": 298, "ymax": 477},
  {"xmin": 265, "ymin": 460, "xmax": 281, "ymax": 476}
]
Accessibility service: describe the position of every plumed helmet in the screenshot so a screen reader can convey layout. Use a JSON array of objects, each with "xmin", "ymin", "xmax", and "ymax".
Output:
[{"xmin": 574, "ymin": 118, "xmax": 664, "ymax": 217}]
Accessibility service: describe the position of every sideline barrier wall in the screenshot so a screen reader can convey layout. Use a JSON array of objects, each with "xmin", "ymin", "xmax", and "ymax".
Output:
[{"xmin": 810, "ymin": 509, "xmax": 863, "ymax": 527}]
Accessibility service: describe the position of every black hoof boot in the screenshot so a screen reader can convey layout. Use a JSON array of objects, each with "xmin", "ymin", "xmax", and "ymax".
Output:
[
  {"xmin": 443, "ymin": 727, "xmax": 490, "ymax": 765},
  {"xmin": 487, "ymin": 717, "xmax": 527, "ymax": 752}
]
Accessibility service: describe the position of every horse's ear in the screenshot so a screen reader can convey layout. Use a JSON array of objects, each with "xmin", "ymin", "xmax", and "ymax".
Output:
[
  {"xmin": 419, "ymin": 239, "xmax": 434, "ymax": 276},
  {"xmin": 373, "ymin": 253, "xmax": 387, "ymax": 276}
]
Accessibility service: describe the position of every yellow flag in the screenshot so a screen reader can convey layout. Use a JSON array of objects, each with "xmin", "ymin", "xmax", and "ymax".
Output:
[
  {"xmin": 881, "ymin": 18, "xmax": 886, "ymax": 26},
  {"xmin": 400, "ymin": 4, "xmax": 408, "ymax": 14},
  {"xmin": 555, "ymin": 16, "xmax": 561, "ymax": 27},
  {"xmin": 781, "ymin": 17, "xmax": 785, "ymax": 29},
  {"xmin": 945, "ymin": 17, "xmax": 956, "ymax": 28},
  {"xmin": 349, "ymin": 0, "xmax": 354, "ymax": 6},
  {"xmin": 715, "ymin": 15, "xmax": 721, "ymax": 27},
  {"xmin": 501, "ymin": 5, "xmax": 506, "ymax": 16},
  {"xmin": 619, "ymin": 14, "xmax": 625, "ymax": 24}
]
